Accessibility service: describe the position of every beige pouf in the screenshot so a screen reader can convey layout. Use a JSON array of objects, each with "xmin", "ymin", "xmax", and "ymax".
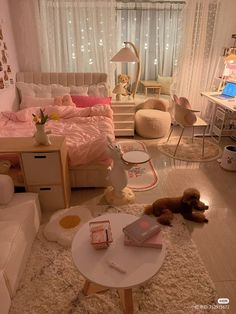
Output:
[{"xmin": 135, "ymin": 109, "xmax": 171, "ymax": 138}]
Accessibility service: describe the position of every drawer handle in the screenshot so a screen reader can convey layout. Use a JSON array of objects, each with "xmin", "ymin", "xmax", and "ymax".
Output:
[
  {"xmin": 34, "ymin": 156, "xmax": 46, "ymax": 159},
  {"xmin": 40, "ymin": 187, "xmax": 51, "ymax": 191}
]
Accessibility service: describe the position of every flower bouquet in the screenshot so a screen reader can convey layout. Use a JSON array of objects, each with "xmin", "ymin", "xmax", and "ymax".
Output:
[{"xmin": 32, "ymin": 109, "xmax": 58, "ymax": 146}]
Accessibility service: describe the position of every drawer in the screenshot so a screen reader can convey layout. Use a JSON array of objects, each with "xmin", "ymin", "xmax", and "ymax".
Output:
[
  {"xmin": 115, "ymin": 129, "xmax": 134, "ymax": 136},
  {"xmin": 113, "ymin": 113, "xmax": 134, "ymax": 121},
  {"xmin": 21, "ymin": 152, "xmax": 61, "ymax": 185},
  {"xmin": 114, "ymin": 121, "xmax": 134, "ymax": 130},
  {"xmin": 28, "ymin": 185, "xmax": 65, "ymax": 211},
  {"xmin": 111, "ymin": 105, "xmax": 135, "ymax": 114}
]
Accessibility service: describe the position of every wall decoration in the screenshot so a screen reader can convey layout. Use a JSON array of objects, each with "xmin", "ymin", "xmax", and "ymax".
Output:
[{"xmin": 0, "ymin": 22, "xmax": 14, "ymax": 91}]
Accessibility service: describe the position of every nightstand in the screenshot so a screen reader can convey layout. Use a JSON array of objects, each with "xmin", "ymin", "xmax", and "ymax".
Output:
[
  {"xmin": 111, "ymin": 100, "xmax": 135, "ymax": 136},
  {"xmin": 0, "ymin": 136, "xmax": 71, "ymax": 211}
]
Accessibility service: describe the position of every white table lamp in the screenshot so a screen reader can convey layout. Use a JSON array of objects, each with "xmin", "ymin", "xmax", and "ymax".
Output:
[{"xmin": 111, "ymin": 41, "xmax": 141, "ymax": 98}]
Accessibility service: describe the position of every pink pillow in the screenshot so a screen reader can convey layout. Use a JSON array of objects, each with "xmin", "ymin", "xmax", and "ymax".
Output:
[{"xmin": 71, "ymin": 95, "xmax": 112, "ymax": 108}]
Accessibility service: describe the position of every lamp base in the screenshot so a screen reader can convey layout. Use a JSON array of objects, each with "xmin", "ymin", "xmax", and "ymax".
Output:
[{"xmin": 116, "ymin": 94, "xmax": 122, "ymax": 101}]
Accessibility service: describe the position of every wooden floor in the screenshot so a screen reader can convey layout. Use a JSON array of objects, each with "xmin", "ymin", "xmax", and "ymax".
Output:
[{"xmin": 69, "ymin": 132, "xmax": 236, "ymax": 313}]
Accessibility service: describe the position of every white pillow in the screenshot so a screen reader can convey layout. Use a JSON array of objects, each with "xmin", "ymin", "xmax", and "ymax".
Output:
[
  {"xmin": 51, "ymin": 84, "xmax": 70, "ymax": 97},
  {"xmin": 157, "ymin": 76, "xmax": 173, "ymax": 95},
  {"xmin": 16, "ymin": 82, "xmax": 52, "ymax": 98},
  {"xmin": 20, "ymin": 96, "xmax": 54, "ymax": 109},
  {"xmin": 70, "ymin": 85, "xmax": 88, "ymax": 96},
  {"xmin": 88, "ymin": 83, "xmax": 109, "ymax": 97},
  {"xmin": 0, "ymin": 175, "xmax": 14, "ymax": 205}
]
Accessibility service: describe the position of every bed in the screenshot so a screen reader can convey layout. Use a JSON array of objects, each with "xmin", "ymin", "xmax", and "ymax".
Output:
[{"xmin": 0, "ymin": 72, "xmax": 114, "ymax": 188}]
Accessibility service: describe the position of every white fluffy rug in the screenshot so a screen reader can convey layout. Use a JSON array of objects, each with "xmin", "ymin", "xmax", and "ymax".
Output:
[
  {"xmin": 10, "ymin": 204, "xmax": 217, "ymax": 314},
  {"xmin": 158, "ymin": 136, "xmax": 221, "ymax": 162}
]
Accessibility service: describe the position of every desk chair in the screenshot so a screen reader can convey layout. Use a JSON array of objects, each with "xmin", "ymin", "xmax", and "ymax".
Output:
[{"xmin": 167, "ymin": 95, "xmax": 208, "ymax": 157}]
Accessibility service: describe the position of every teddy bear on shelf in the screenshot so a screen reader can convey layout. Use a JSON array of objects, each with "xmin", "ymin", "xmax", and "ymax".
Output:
[
  {"xmin": 144, "ymin": 188, "xmax": 209, "ymax": 226},
  {"xmin": 54, "ymin": 94, "xmax": 76, "ymax": 107},
  {"xmin": 118, "ymin": 74, "xmax": 131, "ymax": 96}
]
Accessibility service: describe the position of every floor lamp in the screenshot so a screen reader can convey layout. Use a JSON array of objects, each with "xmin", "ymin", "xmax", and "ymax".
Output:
[{"xmin": 111, "ymin": 41, "xmax": 141, "ymax": 98}]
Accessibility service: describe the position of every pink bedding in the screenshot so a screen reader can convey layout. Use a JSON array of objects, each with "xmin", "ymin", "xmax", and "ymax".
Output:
[{"xmin": 0, "ymin": 105, "xmax": 114, "ymax": 167}]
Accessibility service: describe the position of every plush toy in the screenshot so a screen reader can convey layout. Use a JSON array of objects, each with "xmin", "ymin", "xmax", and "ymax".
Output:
[
  {"xmin": 118, "ymin": 74, "xmax": 131, "ymax": 96},
  {"xmin": 144, "ymin": 188, "xmax": 209, "ymax": 226},
  {"xmin": 54, "ymin": 95, "xmax": 76, "ymax": 107}
]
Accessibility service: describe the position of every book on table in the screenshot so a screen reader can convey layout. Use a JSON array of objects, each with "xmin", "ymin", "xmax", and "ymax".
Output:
[
  {"xmin": 122, "ymin": 215, "xmax": 161, "ymax": 244},
  {"xmin": 124, "ymin": 231, "xmax": 163, "ymax": 249}
]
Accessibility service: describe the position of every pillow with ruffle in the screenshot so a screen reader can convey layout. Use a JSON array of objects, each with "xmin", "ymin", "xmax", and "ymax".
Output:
[
  {"xmin": 70, "ymin": 85, "xmax": 88, "ymax": 96},
  {"xmin": 20, "ymin": 96, "xmax": 54, "ymax": 109},
  {"xmin": 88, "ymin": 83, "xmax": 109, "ymax": 97},
  {"xmin": 71, "ymin": 95, "xmax": 112, "ymax": 108},
  {"xmin": 16, "ymin": 82, "xmax": 52, "ymax": 98},
  {"xmin": 51, "ymin": 84, "xmax": 70, "ymax": 97}
]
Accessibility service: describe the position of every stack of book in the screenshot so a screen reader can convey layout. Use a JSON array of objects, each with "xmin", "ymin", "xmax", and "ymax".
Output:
[{"xmin": 123, "ymin": 215, "xmax": 163, "ymax": 249}]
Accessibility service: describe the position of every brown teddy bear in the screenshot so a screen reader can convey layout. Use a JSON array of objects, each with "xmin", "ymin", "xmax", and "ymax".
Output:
[
  {"xmin": 144, "ymin": 188, "xmax": 208, "ymax": 226},
  {"xmin": 118, "ymin": 74, "xmax": 131, "ymax": 96}
]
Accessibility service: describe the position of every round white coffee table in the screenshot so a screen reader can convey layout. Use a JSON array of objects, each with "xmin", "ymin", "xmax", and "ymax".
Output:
[{"xmin": 72, "ymin": 213, "xmax": 166, "ymax": 314}]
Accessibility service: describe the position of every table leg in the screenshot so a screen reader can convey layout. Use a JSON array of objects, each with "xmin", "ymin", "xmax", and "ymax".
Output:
[
  {"xmin": 118, "ymin": 288, "xmax": 134, "ymax": 314},
  {"xmin": 83, "ymin": 280, "xmax": 108, "ymax": 296},
  {"xmin": 145, "ymin": 87, "xmax": 147, "ymax": 97}
]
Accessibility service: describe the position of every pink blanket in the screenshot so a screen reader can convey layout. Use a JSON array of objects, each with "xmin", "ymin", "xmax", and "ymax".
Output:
[{"xmin": 0, "ymin": 105, "xmax": 114, "ymax": 166}]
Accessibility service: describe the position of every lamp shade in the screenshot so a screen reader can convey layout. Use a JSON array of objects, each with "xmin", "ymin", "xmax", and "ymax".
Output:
[{"xmin": 111, "ymin": 47, "xmax": 139, "ymax": 63}]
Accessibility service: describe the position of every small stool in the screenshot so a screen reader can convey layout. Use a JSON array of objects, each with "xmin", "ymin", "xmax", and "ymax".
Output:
[
  {"xmin": 140, "ymin": 80, "xmax": 162, "ymax": 97},
  {"xmin": 135, "ymin": 109, "xmax": 171, "ymax": 138}
]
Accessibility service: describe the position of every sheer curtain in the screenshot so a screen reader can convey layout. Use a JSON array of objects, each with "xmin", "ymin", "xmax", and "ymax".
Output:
[
  {"xmin": 175, "ymin": 0, "xmax": 236, "ymax": 119},
  {"xmin": 116, "ymin": 1, "xmax": 184, "ymax": 85},
  {"xmin": 36, "ymin": 0, "xmax": 117, "ymax": 82}
]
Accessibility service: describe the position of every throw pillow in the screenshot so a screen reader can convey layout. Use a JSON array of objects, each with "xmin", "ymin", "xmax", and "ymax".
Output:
[
  {"xmin": 51, "ymin": 84, "xmax": 70, "ymax": 97},
  {"xmin": 70, "ymin": 85, "xmax": 88, "ymax": 96},
  {"xmin": 20, "ymin": 96, "xmax": 54, "ymax": 109},
  {"xmin": 88, "ymin": 83, "xmax": 109, "ymax": 97},
  {"xmin": 16, "ymin": 82, "xmax": 52, "ymax": 99},
  {"xmin": 157, "ymin": 75, "xmax": 173, "ymax": 95},
  {"xmin": 71, "ymin": 95, "xmax": 112, "ymax": 108}
]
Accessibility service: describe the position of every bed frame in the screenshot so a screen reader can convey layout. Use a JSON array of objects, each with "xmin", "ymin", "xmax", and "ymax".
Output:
[{"xmin": 16, "ymin": 72, "xmax": 110, "ymax": 188}]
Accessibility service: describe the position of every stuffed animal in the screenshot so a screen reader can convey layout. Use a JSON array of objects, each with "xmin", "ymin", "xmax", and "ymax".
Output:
[
  {"xmin": 54, "ymin": 95, "xmax": 76, "ymax": 107},
  {"xmin": 144, "ymin": 188, "xmax": 208, "ymax": 226},
  {"xmin": 118, "ymin": 74, "xmax": 131, "ymax": 96}
]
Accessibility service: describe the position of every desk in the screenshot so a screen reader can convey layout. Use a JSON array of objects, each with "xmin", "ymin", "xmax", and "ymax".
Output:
[
  {"xmin": 140, "ymin": 80, "xmax": 161, "ymax": 97},
  {"xmin": 201, "ymin": 92, "xmax": 236, "ymax": 142},
  {"xmin": 72, "ymin": 213, "xmax": 166, "ymax": 314}
]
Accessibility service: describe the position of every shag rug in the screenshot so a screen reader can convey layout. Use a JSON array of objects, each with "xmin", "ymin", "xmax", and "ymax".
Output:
[
  {"xmin": 118, "ymin": 140, "xmax": 158, "ymax": 191},
  {"xmin": 158, "ymin": 136, "xmax": 222, "ymax": 162},
  {"xmin": 10, "ymin": 204, "xmax": 217, "ymax": 314}
]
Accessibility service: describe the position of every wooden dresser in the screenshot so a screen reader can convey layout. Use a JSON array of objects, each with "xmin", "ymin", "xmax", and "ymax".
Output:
[
  {"xmin": 0, "ymin": 136, "xmax": 70, "ymax": 211},
  {"xmin": 111, "ymin": 100, "xmax": 135, "ymax": 136}
]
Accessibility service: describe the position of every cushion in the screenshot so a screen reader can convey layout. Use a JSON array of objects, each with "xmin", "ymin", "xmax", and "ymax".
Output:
[
  {"xmin": 70, "ymin": 85, "xmax": 88, "ymax": 96},
  {"xmin": 54, "ymin": 94, "xmax": 76, "ymax": 107},
  {"xmin": 71, "ymin": 95, "xmax": 112, "ymax": 108},
  {"xmin": 51, "ymin": 84, "xmax": 70, "ymax": 97},
  {"xmin": 0, "ymin": 175, "xmax": 14, "ymax": 205},
  {"xmin": 157, "ymin": 75, "xmax": 173, "ymax": 95},
  {"xmin": 88, "ymin": 83, "xmax": 109, "ymax": 97},
  {"xmin": 20, "ymin": 96, "xmax": 54, "ymax": 109},
  {"xmin": 135, "ymin": 109, "xmax": 171, "ymax": 138},
  {"xmin": 16, "ymin": 82, "xmax": 52, "ymax": 99}
]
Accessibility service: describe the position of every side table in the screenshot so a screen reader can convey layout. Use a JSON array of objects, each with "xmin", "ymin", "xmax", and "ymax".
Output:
[
  {"xmin": 140, "ymin": 80, "xmax": 162, "ymax": 97},
  {"xmin": 72, "ymin": 213, "xmax": 166, "ymax": 314}
]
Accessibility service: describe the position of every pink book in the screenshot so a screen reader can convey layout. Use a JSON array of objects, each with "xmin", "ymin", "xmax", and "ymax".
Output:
[
  {"xmin": 124, "ymin": 231, "xmax": 163, "ymax": 249},
  {"xmin": 122, "ymin": 215, "xmax": 161, "ymax": 243}
]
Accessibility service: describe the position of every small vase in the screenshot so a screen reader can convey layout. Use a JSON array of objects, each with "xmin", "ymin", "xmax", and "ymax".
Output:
[{"xmin": 34, "ymin": 124, "xmax": 51, "ymax": 146}]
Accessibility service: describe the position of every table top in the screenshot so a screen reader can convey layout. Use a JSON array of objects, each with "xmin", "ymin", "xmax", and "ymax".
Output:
[
  {"xmin": 122, "ymin": 150, "xmax": 150, "ymax": 164},
  {"xmin": 141, "ymin": 80, "xmax": 162, "ymax": 88},
  {"xmin": 72, "ymin": 213, "xmax": 166, "ymax": 289},
  {"xmin": 201, "ymin": 91, "xmax": 236, "ymax": 112}
]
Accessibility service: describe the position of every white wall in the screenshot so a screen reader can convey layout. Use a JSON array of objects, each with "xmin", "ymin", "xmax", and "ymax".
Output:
[{"xmin": 0, "ymin": 0, "xmax": 19, "ymax": 111}]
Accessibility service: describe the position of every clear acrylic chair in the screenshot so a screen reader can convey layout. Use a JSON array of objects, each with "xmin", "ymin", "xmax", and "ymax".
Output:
[{"xmin": 167, "ymin": 95, "xmax": 208, "ymax": 157}]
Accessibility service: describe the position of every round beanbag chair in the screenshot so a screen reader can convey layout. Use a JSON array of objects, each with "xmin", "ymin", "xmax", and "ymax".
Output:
[
  {"xmin": 135, "ymin": 109, "xmax": 171, "ymax": 138},
  {"xmin": 0, "ymin": 174, "xmax": 14, "ymax": 205}
]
